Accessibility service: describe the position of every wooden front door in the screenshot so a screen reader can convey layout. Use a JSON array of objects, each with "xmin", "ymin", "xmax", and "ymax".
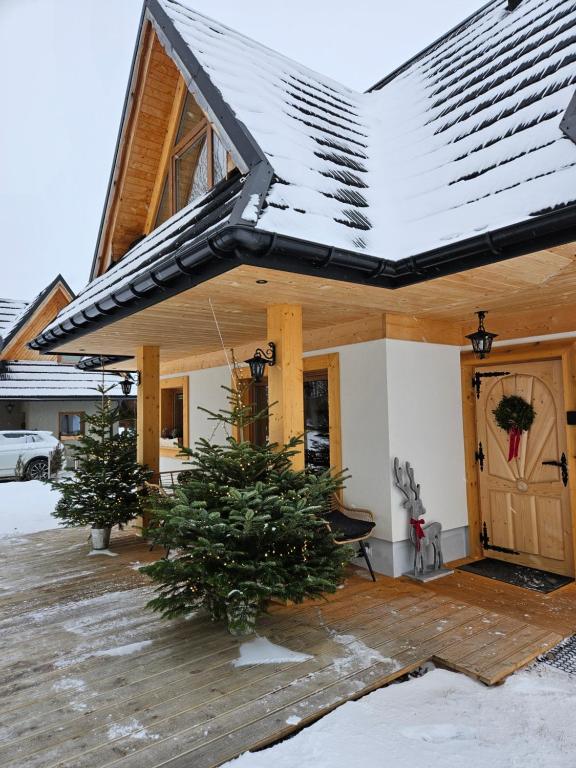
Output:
[{"xmin": 476, "ymin": 360, "xmax": 574, "ymax": 576}]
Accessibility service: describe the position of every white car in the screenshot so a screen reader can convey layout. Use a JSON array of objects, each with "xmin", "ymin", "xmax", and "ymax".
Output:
[{"xmin": 0, "ymin": 431, "xmax": 63, "ymax": 481}]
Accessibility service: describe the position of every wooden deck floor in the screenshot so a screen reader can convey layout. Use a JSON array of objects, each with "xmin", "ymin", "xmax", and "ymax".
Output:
[{"xmin": 0, "ymin": 530, "xmax": 571, "ymax": 768}]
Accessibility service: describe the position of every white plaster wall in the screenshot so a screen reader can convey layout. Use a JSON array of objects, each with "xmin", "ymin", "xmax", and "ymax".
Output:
[
  {"xmin": 23, "ymin": 400, "xmax": 100, "ymax": 435},
  {"xmin": 175, "ymin": 339, "xmax": 468, "ymax": 574},
  {"xmin": 305, "ymin": 340, "xmax": 392, "ymax": 540},
  {"xmin": 385, "ymin": 339, "xmax": 468, "ymax": 541}
]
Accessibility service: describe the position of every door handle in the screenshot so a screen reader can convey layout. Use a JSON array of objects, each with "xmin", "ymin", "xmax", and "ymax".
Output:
[{"xmin": 542, "ymin": 453, "xmax": 568, "ymax": 487}]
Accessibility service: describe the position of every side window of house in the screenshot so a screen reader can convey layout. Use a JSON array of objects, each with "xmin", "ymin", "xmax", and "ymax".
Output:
[
  {"xmin": 59, "ymin": 413, "xmax": 84, "ymax": 441},
  {"xmin": 154, "ymin": 91, "xmax": 229, "ymax": 229}
]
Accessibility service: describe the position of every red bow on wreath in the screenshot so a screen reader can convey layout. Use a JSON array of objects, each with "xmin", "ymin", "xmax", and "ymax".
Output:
[
  {"xmin": 493, "ymin": 395, "xmax": 536, "ymax": 464},
  {"xmin": 410, "ymin": 518, "xmax": 426, "ymax": 550},
  {"xmin": 507, "ymin": 426, "xmax": 522, "ymax": 461}
]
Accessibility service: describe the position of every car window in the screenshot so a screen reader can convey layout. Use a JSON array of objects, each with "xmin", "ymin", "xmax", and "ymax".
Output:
[{"xmin": 1, "ymin": 433, "xmax": 27, "ymax": 443}]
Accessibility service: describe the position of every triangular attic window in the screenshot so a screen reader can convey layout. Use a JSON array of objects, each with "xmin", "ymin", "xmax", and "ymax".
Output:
[{"xmin": 154, "ymin": 89, "xmax": 229, "ymax": 229}]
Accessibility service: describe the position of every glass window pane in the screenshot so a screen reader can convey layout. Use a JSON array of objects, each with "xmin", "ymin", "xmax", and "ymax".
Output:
[
  {"xmin": 176, "ymin": 91, "xmax": 204, "ymax": 144},
  {"xmin": 60, "ymin": 413, "xmax": 83, "ymax": 437},
  {"xmin": 154, "ymin": 176, "xmax": 171, "ymax": 228},
  {"xmin": 304, "ymin": 374, "xmax": 330, "ymax": 473},
  {"xmin": 174, "ymin": 134, "xmax": 209, "ymax": 210},
  {"xmin": 213, "ymin": 131, "xmax": 227, "ymax": 185}
]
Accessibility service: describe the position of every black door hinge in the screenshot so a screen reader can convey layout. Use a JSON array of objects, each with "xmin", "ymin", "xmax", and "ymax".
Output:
[
  {"xmin": 480, "ymin": 522, "xmax": 520, "ymax": 555},
  {"xmin": 475, "ymin": 442, "xmax": 485, "ymax": 472},
  {"xmin": 542, "ymin": 452, "xmax": 569, "ymax": 487},
  {"xmin": 472, "ymin": 371, "xmax": 511, "ymax": 399}
]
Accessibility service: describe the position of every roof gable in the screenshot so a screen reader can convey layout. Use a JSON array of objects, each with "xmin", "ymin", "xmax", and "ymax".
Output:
[
  {"xmin": 1, "ymin": 276, "xmax": 74, "ymax": 360},
  {"xmin": 29, "ymin": 0, "xmax": 576, "ymax": 353}
]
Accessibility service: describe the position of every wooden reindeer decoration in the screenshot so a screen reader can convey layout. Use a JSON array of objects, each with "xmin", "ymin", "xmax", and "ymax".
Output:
[{"xmin": 392, "ymin": 458, "xmax": 451, "ymax": 580}]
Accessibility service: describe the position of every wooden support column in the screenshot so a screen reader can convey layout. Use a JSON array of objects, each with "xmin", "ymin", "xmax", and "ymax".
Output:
[
  {"xmin": 136, "ymin": 345, "xmax": 160, "ymax": 479},
  {"xmin": 267, "ymin": 304, "xmax": 305, "ymax": 470}
]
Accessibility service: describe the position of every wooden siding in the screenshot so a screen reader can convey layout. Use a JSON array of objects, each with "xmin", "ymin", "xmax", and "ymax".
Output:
[
  {"xmin": 1, "ymin": 284, "xmax": 72, "ymax": 361},
  {"xmin": 98, "ymin": 27, "xmax": 181, "ymax": 273}
]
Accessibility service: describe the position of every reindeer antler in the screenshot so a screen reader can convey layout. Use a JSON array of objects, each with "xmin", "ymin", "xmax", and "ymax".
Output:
[
  {"xmin": 393, "ymin": 457, "xmax": 416, "ymax": 506},
  {"xmin": 406, "ymin": 463, "xmax": 421, "ymax": 501}
]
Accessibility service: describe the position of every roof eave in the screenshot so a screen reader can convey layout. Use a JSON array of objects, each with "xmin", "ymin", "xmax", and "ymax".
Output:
[{"xmin": 28, "ymin": 201, "xmax": 576, "ymax": 355}]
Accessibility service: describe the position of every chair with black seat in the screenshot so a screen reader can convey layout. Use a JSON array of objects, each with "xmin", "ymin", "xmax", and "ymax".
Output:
[{"xmin": 324, "ymin": 494, "xmax": 377, "ymax": 582}]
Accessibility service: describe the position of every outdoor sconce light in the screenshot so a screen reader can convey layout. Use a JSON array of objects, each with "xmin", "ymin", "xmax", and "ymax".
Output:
[
  {"xmin": 466, "ymin": 310, "xmax": 497, "ymax": 359},
  {"xmin": 245, "ymin": 342, "xmax": 276, "ymax": 382},
  {"xmin": 119, "ymin": 372, "xmax": 140, "ymax": 396},
  {"xmin": 5, "ymin": 402, "xmax": 14, "ymax": 415}
]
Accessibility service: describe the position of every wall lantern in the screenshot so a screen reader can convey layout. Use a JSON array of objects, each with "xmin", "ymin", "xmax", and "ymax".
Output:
[
  {"xmin": 5, "ymin": 402, "xmax": 14, "ymax": 415},
  {"xmin": 466, "ymin": 310, "xmax": 497, "ymax": 359},
  {"xmin": 244, "ymin": 342, "xmax": 276, "ymax": 382},
  {"xmin": 119, "ymin": 372, "xmax": 140, "ymax": 396}
]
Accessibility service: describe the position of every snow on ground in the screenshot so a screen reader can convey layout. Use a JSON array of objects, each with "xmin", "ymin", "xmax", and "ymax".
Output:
[
  {"xmin": 223, "ymin": 666, "xmax": 576, "ymax": 768},
  {"xmin": 0, "ymin": 479, "xmax": 61, "ymax": 536},
  {"xmin": 233, "ymin": 637, "xmax": 312, "ymax": 668}
]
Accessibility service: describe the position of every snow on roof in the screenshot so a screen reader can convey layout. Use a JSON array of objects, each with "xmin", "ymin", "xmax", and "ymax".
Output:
[
  {"xmin": 0, "ymin": 299, "xmax": 28, "ymax": 338},
  {"xmin": 158, "ymin": 0, "xmax": 576, "ymax": 259},
  {"xmin": 0, "ymin": 361, "xmax": 133, "ymax": 400},
  {"xmin": 32, "ymin": 0, "xmax": 576, "ymax": 347},
  {"xmin": 38, "ymin": 172, "xmax": 243, "ymax": 338}
]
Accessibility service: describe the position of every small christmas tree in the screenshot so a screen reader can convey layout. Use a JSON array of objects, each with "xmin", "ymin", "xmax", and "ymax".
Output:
[
  {"xmin": 49, "ymin": 388, "xmax": 151, "ymax": 536},
  {"xmin": 142, "ymin": 387, "xmax": 352, "ymax": 635}
]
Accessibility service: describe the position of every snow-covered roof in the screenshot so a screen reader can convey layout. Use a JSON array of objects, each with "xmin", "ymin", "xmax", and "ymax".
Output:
[
  {"xmin": 30, "ymin": 0, "xmax": 576, "ymax": 351},
  {"xmin": 0, "ymin": 299, "xmax": 28, "ymax": 338},
  {"xmin": 1, "ymin": 276, "xmax": 74, "ymax": 354},
  {"xmin": 0, "ymin": 361, "xmax": 134, "ymax": 400},
  {"xmin": 156, "ymin": 0, "xmax": 576, "ymax": 258},
  {"xmin": 35, "ymin": 172, "xmax": 243, "ymax": 340}
]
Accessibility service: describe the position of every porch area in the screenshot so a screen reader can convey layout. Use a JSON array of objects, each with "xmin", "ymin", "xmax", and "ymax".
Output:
[{"xmin": 1, "ymin": 528, "xmax": 572, "ymax": 768}]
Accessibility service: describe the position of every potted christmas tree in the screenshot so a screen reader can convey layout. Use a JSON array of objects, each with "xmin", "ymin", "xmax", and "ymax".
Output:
[
  {"xmin": 142, "ymin": 388, "xmax": 352, "ymax": 635},
  {"xmin": 49, "ymin": 389, "xmax": 151, "ymax": 551}
]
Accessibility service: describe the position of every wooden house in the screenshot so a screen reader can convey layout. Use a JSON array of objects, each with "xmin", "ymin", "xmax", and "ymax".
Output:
[
  {"xmin": 29, "ymin": 0, "xmax": 576, "ymax": 577},
  {"xmin": 0, "ymin": 276, "xmax": 133, "ymax": 443}
]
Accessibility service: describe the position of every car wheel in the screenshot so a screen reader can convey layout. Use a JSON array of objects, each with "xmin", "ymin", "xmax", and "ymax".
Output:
[{"xmin": 25, "ymin": 458, "xmax": 49, "ymax": 481}]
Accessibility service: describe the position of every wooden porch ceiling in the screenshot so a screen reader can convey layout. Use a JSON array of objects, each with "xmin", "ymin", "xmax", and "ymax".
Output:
[{"xmin": 54, "ymin": 243, "xmax": 576, "ymax": 366}]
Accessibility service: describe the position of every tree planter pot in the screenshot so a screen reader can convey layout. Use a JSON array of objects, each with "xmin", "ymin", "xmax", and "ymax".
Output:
[
  {"xmin": 226, "ymin": 593, "xmax": 259, "ymax": 636},
  {"xmin": 91, "ymin": 527, "xmax": 112, "ymax": 550}
]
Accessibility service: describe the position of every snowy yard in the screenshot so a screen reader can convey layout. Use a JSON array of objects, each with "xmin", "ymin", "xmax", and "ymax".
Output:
[
  {"xmin": 0, "ymin": 479, "xmax": 61, "ymax": 536},
  {"xmin": 224, "ymin": 665, "xmax": 576, "ymax": 768}
]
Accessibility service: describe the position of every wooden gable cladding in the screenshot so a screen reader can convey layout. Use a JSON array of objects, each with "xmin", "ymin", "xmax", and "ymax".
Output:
[
  {"xmin": 1, "ymin": 283, "xmax": 72, "ymax": 361},
  {"xmin": 97, "ymin": 25, "xmax": 182, "ymax": 275}
]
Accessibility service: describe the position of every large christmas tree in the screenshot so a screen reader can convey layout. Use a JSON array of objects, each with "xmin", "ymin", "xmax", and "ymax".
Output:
[
  {"xmin": 50, "ymin": 388, "xmax": 151, "ymax": 531},
  {"xmin": 142, "ymin": 388, "xmax": 351, "ymax": 635}
]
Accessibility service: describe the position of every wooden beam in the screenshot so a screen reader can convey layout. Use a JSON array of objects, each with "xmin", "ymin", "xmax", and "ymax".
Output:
[
  {"xmin": 267, "ymin": 304, "xmax": 304, "ymax": 469},
  {"xmin": 136, "ymin": 345, "xmax": 160, "ymax": 479},
  {"xmin": 144, "ymin": 77, "xmax": 187, "ymax": 235},
  {"xmin": 383, "ymin": 313, "xmax": 462, "ymax": 345},
  {"xmin": 459, "ymin": 303, "xmax": 576, "ymax": 344}
]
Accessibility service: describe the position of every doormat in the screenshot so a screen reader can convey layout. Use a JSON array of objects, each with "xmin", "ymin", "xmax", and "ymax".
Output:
[
  {"xmin": 457, "ymin": 558, "xmax": 573, "ymax": 594},
  {"xmin": 538, "ymin": 635, "xmax": 576, "ymax": 674}
]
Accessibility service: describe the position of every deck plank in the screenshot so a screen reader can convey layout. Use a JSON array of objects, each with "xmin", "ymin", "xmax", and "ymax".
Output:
[{"xmin": 0, "ymin": 529, "xmax": 569, "ymax": 767}]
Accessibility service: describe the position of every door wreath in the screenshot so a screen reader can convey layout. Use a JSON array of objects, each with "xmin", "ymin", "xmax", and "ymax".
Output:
[{"xmin": 492, "ymin": 395, "xmax": 536, "ymax": 461}]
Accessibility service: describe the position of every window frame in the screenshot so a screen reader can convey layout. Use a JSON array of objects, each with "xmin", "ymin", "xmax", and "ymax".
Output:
[
  {"xmin": 58, "ymin": 412, "xmax": 85, "ymax": 441},
  {"xmin": 151, "ymin": 89, "xmax": 229, "ymax": 231}
]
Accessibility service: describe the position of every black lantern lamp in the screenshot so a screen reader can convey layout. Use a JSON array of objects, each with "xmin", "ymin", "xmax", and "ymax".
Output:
[
  {"xmin": 244, "ymin": 342, "xmax": 276, "ymax": 382},
  {"xmin": 466, "ymin": 311, "xmax": 497, "ymax": 359},
  {"xmin": 119, "ymin": 372, "xmax": 140, "ymax": 396}
]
